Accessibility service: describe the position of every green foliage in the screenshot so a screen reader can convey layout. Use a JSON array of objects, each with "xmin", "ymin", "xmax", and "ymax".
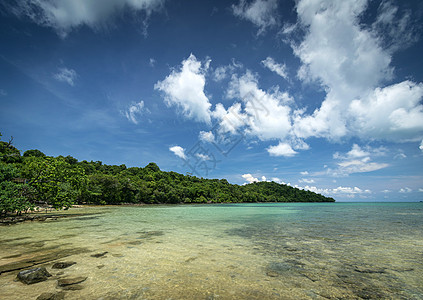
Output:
[
  {"xmin": 20, "ymin": 156, "xmax": 86, "ymax": 209},
  {"xmin": 0, "ymin": 137, "xmax": 22, "ymax": 163},
  {"xmin": 23, "ymin": 149, "xmax": 46, "ymax": 158},
  {"xmin": 0, "ymin": 133, "xmax": 334, "ymax": 214},
  {"xmin": 0, "ymin": 162, "xmax": 35, "ymax": 215}
]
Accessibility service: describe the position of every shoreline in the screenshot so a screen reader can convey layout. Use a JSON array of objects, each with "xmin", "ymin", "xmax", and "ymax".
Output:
[{"xmin": 0, "ymin": 201, "xmax": 341, "ymax": 226}]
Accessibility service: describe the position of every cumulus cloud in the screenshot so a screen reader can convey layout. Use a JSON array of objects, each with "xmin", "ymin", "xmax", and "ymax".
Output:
[
  {"xmin": 124, "ymin": 100, "xmax": 147, "ymax": 124},
  {"xmin": 195, "ymin": 153, "xmax": 211, "ymax": 161},
  {"xmin": 304, "ymin": 185, "xmax": 371, "ymax": 198},
  {"xmin": 199, "ymin": 131, "xmax": 215, "ymax": 143},
  {"xmin": 242, "ymin": 173, "xmax": 259, "ymax": 183},
  {"xmin": 267, "ymin": 142, "xmax": 297, "ymax": 157},
  {"xmin": 53, "ymin": 67, "xmax": 77, "ymax": 86},
  {"xmin": 213, "ymin": 60, "xmax": 243, "ymax": 82},
  {"xmin": 419, "ymin": 140, "xmax": 423, "ymax": 152},
  {"xmin": 169, "ymin": 145, "xmax": 186, "ymax": 160},
  {"xmin": 155, "ymin": 54, "xmax": 212, "ymax": 124},
  {"xmin": 289, "ymin": 0, "xmax": 423, "ymax": 144},
  {"xmin": 299, "ymin": 178, "xmax": 314, "ymax": 184},
  {"xmin": 7, "ymin": 0, "xmax": 165, "ymax": 37},
  {"xmin": 227, "ymin": 71, "xmax": 293, "ymax": 141},
  {"xmin": 159, "ymin": 0, "xmax": 423, "ymax": 161},
  {"xmin": 349, "ymin": 81, "xmax": 423, "ymax": 141},
  {"xmin": 330, "ymin": 144, "xmax": 389, "ymax": 176},
  {"xmin": 232, "ymin": 0, "xmax": 279, "ymax": 35},
  {"xmin": 399, "ymin": 187, "xmax": 412, "ymax": 193},
  {"xmin": 261, "ymin": 57, "xmax": 288, "ymax": 80},
  {"xmin": 149, "ymin": 58, "xmax": 156, "ymax": 67}
]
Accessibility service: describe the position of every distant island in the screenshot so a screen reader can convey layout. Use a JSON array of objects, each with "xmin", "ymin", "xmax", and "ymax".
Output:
[{"xmin": 1, "ymin": 133, "xmax": 334, "ymax": 215}]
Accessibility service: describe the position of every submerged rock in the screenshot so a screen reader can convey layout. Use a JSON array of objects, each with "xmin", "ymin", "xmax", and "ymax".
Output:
[
  {"xmin": 266, "ymin": 271, "xmax": 279, "ymax": 277},
  {"xmin": 57, "ymin": 276, "xmax": 87, "ymax": 287},
  {"xmin": 36, "ymin": 291, "xmax": 65, "ymax": 300},
  {"xmin": 91, "ymin": 251, "xmax": 108, "ymax": 258},
  {"xmin": 17, "ymin": 267, "xmax": 51, "ymax": 284},
  {"xmin": 0, "ymin": 247, "xmax": 90, "ymax": 275},
  {"xmin": 354, "ymin": 266, "xmax": 386, "ymax": 274},
  {"xmin": 60, "ymin": 284, "xmax": 85, "ymax": 290},
  {"xmin": 52, "ymin": 261, "xmax": 76, "ymax": 269}
]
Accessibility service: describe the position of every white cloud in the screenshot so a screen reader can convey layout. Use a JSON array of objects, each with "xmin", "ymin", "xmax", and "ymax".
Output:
[
  {"xmin": 394, "ymin": 152, "xmax": 407, "ymax": 160},
  {"xmin": 53, "ymin": 67, "xmax": 77, "ymax": 86},
  {"xmin": 261, "ymin": 57, "xmax": 288, "ymax": 80},
  {"xmin": 195, "ymin": 153, "xmax": 210, "ymax": 161},
  {"xmin": 169, "ymin": 145, "xmax": 186, "ymax": 160},
  {"xmin": 149, "ymin": 58, "xmax": 156, "ymax": 67},
  {"xmin": 346, "ymin": 144, "xmax": 370, "ymax": 159},
  {"xmin": 213, "ymin": 66, "xmax": 229, "ymax": 82},
  {"xmin": 372, "ymin": 0, "xmax": 418, "ymax": 53},
  {"xmin": 304, "ymin": 185, "xmax": 371, "ymax": 198},
  {"xmin": 330, "ymin": 144, "xmax": 389, "ymax": 176},
  {"xmin": 212, "ymin": 60, "xmax": 243, "ymax": 82},
  {"xmin": 0, "ymin": 89, "xmax": 7, "ymax": 96},
  {"xmin": 267, "ymin": 142, "xmax": 297, "ymax": 157},
  {"xmin": 212, "ymin": 102, "xmax": 247, "ymax": 135},
  {"xmin": 155, "ymin": 54, "xmax": 212, "ymax": 124},
  {"xmin": 299, "ymin": 178, "xmax": 314, "ymax": 184},
  {"xmin": 399, "ymin": 187, "xmax": 412, "ymax": 193},
  {"xmin": 349, "ymin": 81, "xmax": 423, "ymax": 141},
  {"xmin": 232, "ymin": 0, "xmax": 279, "ymax": 35},
  {"xmin": 419, "ymin": 140, "xmax": 423, "ymax": 152},
  {"xmin": 227, "ymin": 71, "xmax": 293, "ymax": 141},
  {"xmin": 242, "ymin": 173, "xmax": 259, "ymax": 183},
  {"xmin": 419, "ymin": 188, "xmax": 423, "ymax": 192},
  {"xmin": 124, "ymin": 100, "xmax": 147, "ymax": 124},
  {"xmin": 300, "ymin": 171, "xmax": 309, "ymax": 175},
  {"xmin": 289, "ymin": 0, "xmax": 423, "ymax": 145},
  {"xmin": 199, "ymin": 131, "xmax": 215, "ymax": 143},
  {"xmin": 9, "ymin": 0, "xmax": 165, "ymax": 37},
  {"xmin": 271, "ymin": 177, "xmax": 282, "ymax": 183}
]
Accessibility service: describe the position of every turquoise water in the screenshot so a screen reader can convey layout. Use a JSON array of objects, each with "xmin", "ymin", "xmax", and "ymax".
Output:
[{"xmin": 0, "ymin": 202, "xmax": 422, "ymax": 299}]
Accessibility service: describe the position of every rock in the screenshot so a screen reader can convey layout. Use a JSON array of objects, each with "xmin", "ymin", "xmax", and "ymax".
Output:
[
  {"xmin": 57, "ymin": 276, "xmax": 87, "ymax": 287},
  {"xmin": 354, "ymin": 266, "xmax": 386, "ymax": 274},
  {"xmin": 0, "ymin": 247, "xmax": 90, "ymax": 275},
  {"xmin": 97, "ymin": 265, "xmax": 105, "ymax": 269},
  {"xmin": 52, "ymin": 262, "xmax": 76, "ymax": 269},
  {"xmin": 91, "ymin": 251, "xmax": 108, "ymax": 258},
  {"xmin": 60, "ymin": 284, "xmax": 85, "ymax": 290},
  {"xmin": 17, "ymin": 267, "xmax": 51, "ymax": 284},
  {"xmin": 36, "ymin": 291, "xmax": 66, "ymax": 300},
  {"xmin": 266, "ymin": 271, "xmax": 279, "ymax": 277}
]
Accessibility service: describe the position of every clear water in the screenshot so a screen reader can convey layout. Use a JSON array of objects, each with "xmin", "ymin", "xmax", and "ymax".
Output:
[{"xmin": 0, "ymin": 203, "xmax": 422, "ymax": 299}]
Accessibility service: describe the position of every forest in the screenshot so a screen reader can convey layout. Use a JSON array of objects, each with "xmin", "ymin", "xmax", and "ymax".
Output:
[{"xmin": 0, "ymin": 133, "xmax": 335, "ymax": 214}]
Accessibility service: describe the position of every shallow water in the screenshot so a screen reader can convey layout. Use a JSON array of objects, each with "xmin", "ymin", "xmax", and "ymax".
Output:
[{"xmin": 0, "ymin": 203, "xmax": 422, "ymax": 299}]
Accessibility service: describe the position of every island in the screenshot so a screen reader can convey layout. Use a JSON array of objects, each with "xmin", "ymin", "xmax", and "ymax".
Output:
[{"xmin": 1, "ymin": 133, "xmax": 334, "ymax": 216}]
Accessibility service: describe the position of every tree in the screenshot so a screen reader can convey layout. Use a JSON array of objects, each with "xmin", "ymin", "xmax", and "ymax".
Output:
[
  {"xmin": 0, "ymin": 133, "xmax": 21, "ymax": 163},
  {"xmin": 0, "ymin": 162, "xmax": 35, "ymax": 215},
  {"xmin": 21, "ymin": 156, "xmax": 86, "ymax": 209},
  {"xmin": 23, "ymin": 149, "xmax": 46, "ymax": 158}
]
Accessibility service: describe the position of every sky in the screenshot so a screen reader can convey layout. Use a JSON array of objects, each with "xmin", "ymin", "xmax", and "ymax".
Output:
[{"xmin": 1, "ymin": 0, "xmax": 423, "ymax": 202}]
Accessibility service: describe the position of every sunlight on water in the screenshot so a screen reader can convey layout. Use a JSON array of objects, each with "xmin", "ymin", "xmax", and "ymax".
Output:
[{"xmin": 0, "ymin": 203, "xmax": 422, "ymax": 299}]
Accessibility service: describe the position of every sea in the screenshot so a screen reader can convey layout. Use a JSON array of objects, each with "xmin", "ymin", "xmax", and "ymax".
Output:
[{"xmin": 0, "ymin": 202, "xmax": 422, "ymax": 299}]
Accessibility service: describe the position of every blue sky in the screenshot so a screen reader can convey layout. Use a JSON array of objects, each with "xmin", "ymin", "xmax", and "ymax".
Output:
[{"xmin": 1, "ymin": 0, "xmax": 423, "ymax": 201}]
